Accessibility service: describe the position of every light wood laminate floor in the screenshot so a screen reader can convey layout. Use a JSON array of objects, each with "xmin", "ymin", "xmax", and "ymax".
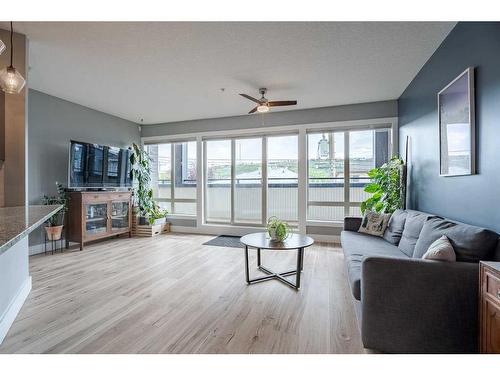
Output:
[{"xmin": 0, "ymin": 234, "xmax": 364, "ymax": 354}]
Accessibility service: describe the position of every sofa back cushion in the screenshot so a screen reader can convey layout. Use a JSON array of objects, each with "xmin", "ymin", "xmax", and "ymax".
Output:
[
  {"xmin": 398, "ymin": 210, "xmax": 434, "ymax": 257},
  {"xmin": 383, "ymin": 209, "xmax": 408, "ymax": 245},
  {"xmin": 413, "ymin": 216, "xmax": 499, "ymax": 262}
]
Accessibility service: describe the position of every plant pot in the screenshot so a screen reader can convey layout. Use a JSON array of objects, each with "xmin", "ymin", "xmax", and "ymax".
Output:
[
  {"xmin": 45, "ymin": 225, "xmax": 63, "ymax": 241},
  {"xmin": 152, "ymin": 217, "xmax": 166, "ymax": 225},
  {"xmin": 268, "ymin": 228, "xmax": 279, "ymax": 242},
  {"xmin": 138, "ymin": 216, "xmax": 148, "ymax": 225}
]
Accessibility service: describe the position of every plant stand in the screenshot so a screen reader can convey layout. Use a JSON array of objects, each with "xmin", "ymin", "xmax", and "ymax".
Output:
[
  {"xmin": 131, "ymin": 214, "xmax": 170, "ymax": 237},
  {"xmin": 45, "ymin": 228, "xmax": 65, "ymax": 255}
]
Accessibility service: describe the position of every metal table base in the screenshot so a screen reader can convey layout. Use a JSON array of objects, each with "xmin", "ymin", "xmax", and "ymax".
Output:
[{"xmin": 244, "ymin": 246, "xmax": 304, "ymax": 290}]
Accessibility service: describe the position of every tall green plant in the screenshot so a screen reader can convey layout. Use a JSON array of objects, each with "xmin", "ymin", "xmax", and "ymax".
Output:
[
  {"xmin": 129, "ymin": 143, "xmax": 156, "ymax": 217},
  {"xmin": 361, "ymin": 156, "xmax": 405, "ymax": 214}
]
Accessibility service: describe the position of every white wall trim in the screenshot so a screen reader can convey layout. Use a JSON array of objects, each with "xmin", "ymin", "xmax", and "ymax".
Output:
[
  {"xmin": 142, "ymin": 117, "xmax": 398, "ymax": 143},
  {"xmin": 0, "ymin": 276, "xmax": 31, "ymax": 345}
]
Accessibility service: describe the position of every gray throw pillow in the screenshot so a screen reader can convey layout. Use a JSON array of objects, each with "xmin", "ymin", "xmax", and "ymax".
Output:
[
  {"xmin": 383, "ymin": 209, "xmax": 408, "ymax": 245},
  {"xmin": 358, "ymin": 210, "xmax": 391, "ymax": 237},
  {"xmin": 422, "ymin": 235, "xmax": 456, "ymax": 262},
  {"xmin": 413, "ymin": 216, "xmax": 498, "ymax": 262},
  {"xmin": 398, "ymin": 210, "xmax": 434, "ymax": 257}
]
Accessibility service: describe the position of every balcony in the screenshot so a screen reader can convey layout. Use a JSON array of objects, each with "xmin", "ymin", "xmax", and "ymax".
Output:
[{"xmin": 155, "ymin": 177, "xmax": 370, "ymax": 223}]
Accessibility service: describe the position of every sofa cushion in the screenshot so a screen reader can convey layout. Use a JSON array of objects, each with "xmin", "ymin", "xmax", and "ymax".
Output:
[
  {"xmin": 422, "ymin": 235, "xmax": 456, "ymax": 262},
  {"xmin": 383, "ymin": 209, "xmax": 408, "ymax": 245},
  {"xmin": 398, "ymin": 210, "xmax": 434, "ymax": 257},
  {"xmin": 359, "ymin": 210, "xmax": 391, "ymax": 237},
  {"xmin": 341, "ymin": 230, "xmax": 407, "ymax": 300},
  {"xmin": 413, "ymin": 216, "xmax": 498, "ymax": 262}
]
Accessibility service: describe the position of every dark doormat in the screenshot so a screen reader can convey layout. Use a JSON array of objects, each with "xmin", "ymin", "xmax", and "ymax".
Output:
[{"xmin": 203, "ymin": 235, "xmax": 243, "ymax": 249}]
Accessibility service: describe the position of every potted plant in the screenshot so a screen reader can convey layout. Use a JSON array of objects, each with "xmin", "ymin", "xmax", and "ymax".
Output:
[
  {"xmin": 129, "ymin": 143, "xmax": 168, "ymax": 225},
  {"xmin": 266, "ymin": 216, "xmax": 291, "ymax": 242},
  {"xmin": 147, "ymin": 204, "xmax": 168, "ymax": 225},
  {"xmin": 361, "ymin": 156, "xmax": 405, "ymax": 214},
  {"xmin": 42, "ymin": 182, "xmax": 68, "ymax": 241}
]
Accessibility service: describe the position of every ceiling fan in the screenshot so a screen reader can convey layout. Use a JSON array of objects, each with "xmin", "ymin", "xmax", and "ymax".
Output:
[{"xmin": 239, "ymin": 88, "xmax": 297, "ymax": 114}]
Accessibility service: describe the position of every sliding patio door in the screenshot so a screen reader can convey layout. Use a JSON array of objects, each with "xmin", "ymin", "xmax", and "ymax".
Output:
[{"xmin": 204, "ymin": 134, "xmax": 298, "ymax": 226}]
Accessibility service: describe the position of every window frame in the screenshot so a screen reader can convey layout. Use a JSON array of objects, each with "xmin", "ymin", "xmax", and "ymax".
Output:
[
  {"xmin": 306, "ymin": 127, "xmax": 392, "ymax": 223},
  {"xmin": 146, "ymin": 140, "xmax": 197, "ymax": 217}
]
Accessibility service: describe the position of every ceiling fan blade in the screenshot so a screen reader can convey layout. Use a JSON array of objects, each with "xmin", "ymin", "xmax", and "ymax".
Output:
[
  {"xmin": 268, "ymin": 100, "xmax": 297, "ymax": 107},
  {"xmin": 240, "ymin": 94, "xmax": 262, "ymax": 104},
  {"xmin": 248, "ymin": 106, "xmax": 258, "ymax": 114}
]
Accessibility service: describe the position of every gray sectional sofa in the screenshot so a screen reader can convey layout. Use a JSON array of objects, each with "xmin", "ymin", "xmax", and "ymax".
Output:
[{"xmin": 341, "ymin": 209, "xmax": 500, "ymax": 353}]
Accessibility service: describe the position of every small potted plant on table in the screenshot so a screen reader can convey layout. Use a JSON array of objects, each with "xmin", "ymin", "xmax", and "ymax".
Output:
[
  {"xmin": 266, "ymin": 216, "xmax": 291, "ymax": 242},
  {"xmin": 42, "ymin": 182, "xmax": 68, "ymax": 241}
]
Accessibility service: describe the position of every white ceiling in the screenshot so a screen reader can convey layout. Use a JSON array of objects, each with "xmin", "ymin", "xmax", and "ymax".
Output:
[{"xmin": 1, "ymin": 22, "xmax": 455, "ymax": 124}]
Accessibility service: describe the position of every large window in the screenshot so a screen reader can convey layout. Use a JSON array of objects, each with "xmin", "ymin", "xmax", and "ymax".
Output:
[
  {"xmin": 307, "ymin": 128, "xmax": 390, "ymax": 221},
  {"xmin": 267, "ymin": 135, "xmax": 298, "ymax": 222},
  {"xmin": 144, "ymin": 123, "xmax": 392, "ymax": 225},
  {"xmin": 204, "ymin": 134, "xmax": 298, "ymax": 225},
  {"xmin": 146, "ymin": 141, "xmax": 197, "ymax": 216},
  {"xmin": 205, "ymin": 140, "xmax": 231, "ymax": 222}
]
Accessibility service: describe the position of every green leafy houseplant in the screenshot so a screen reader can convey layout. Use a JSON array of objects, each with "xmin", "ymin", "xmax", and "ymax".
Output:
[
  {"xmin": 129, "ymin": 143, "xmax": 168, "ymax": 224},
  {"xmin": 147, "ymin": 204, "xmax": 168, "ymax": 225},
  {"xmin": 266, "ymin": 216, "xmax": 291, "ymax": 242},
  {"xmin": 361, "ymin": 156, "xmax": 405, "ymax": 215},
  {"xmin": 42, "ymin": 182, "xmax": 68, "ymax": 240}
]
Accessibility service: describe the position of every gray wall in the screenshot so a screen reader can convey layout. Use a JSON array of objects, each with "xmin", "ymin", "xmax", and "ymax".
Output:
[
  {"xmin": 398, "ymin": 22, "xmax": 500, "ymax": 233},
  {"xmin": 141, "ymin": 100, "xmax": 397, "ymax": 137},
  {"xmin": 28, "ymin": 90, "xmax": 141, "ymax": 246}
]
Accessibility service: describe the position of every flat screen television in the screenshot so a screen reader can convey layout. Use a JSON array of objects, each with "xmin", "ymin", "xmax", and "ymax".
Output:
[{"xmin": 69, "ymin": 140, "xmax": 132, "ymax": 189}]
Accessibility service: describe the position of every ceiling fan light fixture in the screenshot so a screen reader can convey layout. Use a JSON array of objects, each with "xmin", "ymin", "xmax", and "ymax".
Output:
[{"xmin": 257, "ymin": 104, "xmax": 270, "ymax": 113}]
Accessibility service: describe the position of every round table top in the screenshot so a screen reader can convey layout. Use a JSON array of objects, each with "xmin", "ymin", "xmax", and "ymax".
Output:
[{"xmin": 240, "ymin": 232, "xmax": 314, "ymax": 251}]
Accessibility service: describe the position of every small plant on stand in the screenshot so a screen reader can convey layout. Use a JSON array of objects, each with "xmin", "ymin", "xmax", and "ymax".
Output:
[
  {"xmin": 266, "ymin": 216, "xmax": 291, "ymax": 242},
  {"xmin": 42, "ymin": 182, "xmax": 68, "ymax": 241}
]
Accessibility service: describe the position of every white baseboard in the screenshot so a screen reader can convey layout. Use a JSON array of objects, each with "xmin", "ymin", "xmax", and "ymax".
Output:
[
  {"xmin": 170, "ymin": 225, "xmax": 340, "ymax": 244},
  {"xmin": 308, "ymin": 234, "xmax": 340, "ymax": 243},
  {"xmin": 0, "ymin": 276, "xmax": 32, "ymax": 345}
]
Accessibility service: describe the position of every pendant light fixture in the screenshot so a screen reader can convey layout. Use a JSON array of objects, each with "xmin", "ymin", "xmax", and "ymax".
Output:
[{"xmin": 0, "ymin": 22, "xmax": 26, "ymax": 94}]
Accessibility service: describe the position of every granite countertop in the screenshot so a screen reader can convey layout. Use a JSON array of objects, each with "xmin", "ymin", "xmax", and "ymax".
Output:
[{"xmin": 0, "ymin": 205, "xmax": 63, "ymax": 254}]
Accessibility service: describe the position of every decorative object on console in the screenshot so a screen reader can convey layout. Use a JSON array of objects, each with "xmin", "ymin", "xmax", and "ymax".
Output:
[
  {"xmin": 0, "ymin": 22, "xmax": 26, "ymax": 94},
  {"xmin": 361, "ymin": 156, "xmax": 405, "ymax": 215},
  {"xmin": 42, "ymin": 182, "xmax": 68, "ymax": 241},
  {"xmin": 266, "ymin": 216, "xmax": 291, "ymax": 242},
  {"xmin": 438, "ymin": 67, "xmax": 475, "ymax": 176},
  {"xmin": 358, "ymin": 210, "xmax": 390, "ymax": 237},
  {"xmin": 422, "ymin": 235, "xmax": 456, "ymax": 262}
]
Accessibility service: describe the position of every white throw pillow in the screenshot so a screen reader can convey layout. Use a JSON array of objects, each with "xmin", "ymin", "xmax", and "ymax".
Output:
[
  {"xmin": 422, "ymin": 235, "xmax": 456, "ymax": 262},
  {"xmin": 358, "ymin": 210, "xmax": 391, "ymax": 237}
]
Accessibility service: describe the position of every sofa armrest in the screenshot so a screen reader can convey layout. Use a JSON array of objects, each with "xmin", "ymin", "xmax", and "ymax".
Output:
[
  {"xmin": 344, "ymin": 217, "xmax": 362, "ymax": 232},
  {"xmin": 361, "ymin": 256, "xmax": 479, "ymax": 353}
]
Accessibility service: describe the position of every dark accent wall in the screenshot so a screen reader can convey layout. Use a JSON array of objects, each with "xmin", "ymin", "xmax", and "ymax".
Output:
[
  {"xmin": 398, "ymin": 22, "xmax": 500, "ymax": 232},
  {"xmin": 28, "ymin": 90, "xmax": 141, "ymax": 247}
]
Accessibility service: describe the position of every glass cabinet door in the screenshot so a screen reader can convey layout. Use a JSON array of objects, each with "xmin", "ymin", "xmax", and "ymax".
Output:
[
  {"xmin": 111, "ymin": 201, "xmax": 129, "ymax": 231},
  {"xmin": 85, "ymin": 203, "xmax": 108, "ymax": 236}
]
